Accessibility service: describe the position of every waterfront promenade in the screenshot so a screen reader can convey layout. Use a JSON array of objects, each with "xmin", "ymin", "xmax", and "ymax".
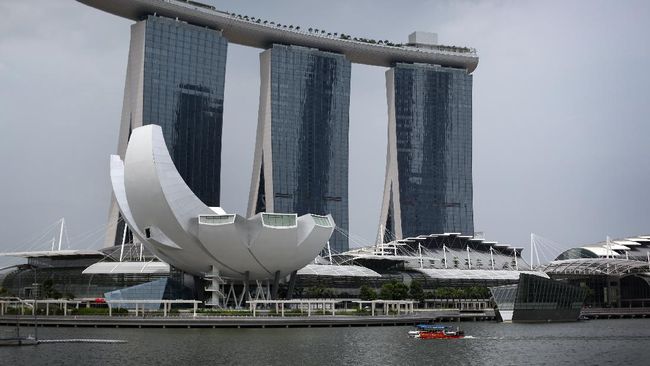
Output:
[{"xmin": 0, "ymin": 309, "xmax": 495, "ymax": 328}]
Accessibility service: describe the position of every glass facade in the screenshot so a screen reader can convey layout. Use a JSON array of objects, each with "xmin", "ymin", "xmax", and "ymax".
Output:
[
  {"xmin": 110, "ymin": 15, "xmax": 228, "ymax": 247},
  {"xmin": 256, "ymin": 44, "xmax": 351, "ymax": 252},
  {"xmin": 1, "ymin": 255, "xmax": 170, "ymax": 299},
  {"xmin": 262, "ymin": 213, "xmax": 297, "ymax": 227},
  {"xmin": 198, "ymin": 215, "xmax": 236, "ymax": 225},
  {"xmin": 105, "ymin": 278, "xmax": 168, "ymax": 310},
  {"xmin": 391, "ymin": 63, "xmax": 473, "ymax": 237},
  {"xmin": 142, "ymin": 15, "xmax": 227, "ymax": 207},
  {"xmin": 491, "ymin": 274, "xmax": 587, "ymax": 322}
]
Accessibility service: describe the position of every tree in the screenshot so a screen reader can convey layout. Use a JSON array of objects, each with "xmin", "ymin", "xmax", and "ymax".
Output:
[
  {"xmin": 379, "ymin": 283, "xmax": 393, "ymax": 300},
  {"xmin": 306, "ymin": 286, "xmax": 333, "ymax": 298},
  {"xmin": 434, "ymin": 287, "xmax": 451, "ymax": 299},
  {"xmin": 359, "ymin": 285, "xmax": 377, "ymax": 301},
  {"xmin": 409, "ymin": 281, "xmax": 425, "ymax": 303},
  {"xmin": 450, "ymin": 288, "xmax": 465, "ymax": 299},
  {"xmin": 380, "ymin": 280, "xmax": 409, "ymax": 300},
  {"xmin": 42, "ymin": 279, "xmax": 62, "ymax": 299}
]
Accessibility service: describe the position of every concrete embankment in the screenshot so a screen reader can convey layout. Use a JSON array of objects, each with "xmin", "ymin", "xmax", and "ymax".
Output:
[{"xmin": 0, "ymin": 310, "xmax": 495, "ymax": 328}]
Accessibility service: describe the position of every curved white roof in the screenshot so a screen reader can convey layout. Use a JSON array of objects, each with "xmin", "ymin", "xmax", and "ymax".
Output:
[
  {"xmin": 581, "ymin": 246, "xmax": 620, "ymax": 257},
  {"xmin": 544, "ymin": 258, "xmax": 650, "ymax": 277},
  {"xmin": 112, "ymin": 125, "xmax": 335, "ymax": 280},
  {"xmin": 298, "ymin": 264, "xmax": 381, "ymax": 277},
  {"xmin": 413, "ymin": 268, "xmax": 549, "ymax": 281},
  {"xmin": 83, "ymin": 261, "xmax": 170, "ymax": 274},
  {"xmin": 77, "ymin": 0, "xmax": 478, "ymax": 72},
  {"xmin": 0, "ymin": 250, "xmax": 103, "ymax": 258}
]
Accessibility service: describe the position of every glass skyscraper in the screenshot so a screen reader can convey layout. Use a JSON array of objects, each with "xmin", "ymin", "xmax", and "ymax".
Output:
[
  {"xmin": 380, "ymin": 63, "xmax": 473, "ymax": 240},
  {"xmin": 106, "ymin": 15, "xmax": 228, "ymax": 247},
  {"xmin": 248, "ymin": 44, "xmax": 351, "ymax": 253}
]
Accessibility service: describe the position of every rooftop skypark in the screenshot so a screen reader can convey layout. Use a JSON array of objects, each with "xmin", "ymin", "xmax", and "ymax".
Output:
[{"xmin": 77, "ymin": 0, "xmax": 479, "ymax": 71}]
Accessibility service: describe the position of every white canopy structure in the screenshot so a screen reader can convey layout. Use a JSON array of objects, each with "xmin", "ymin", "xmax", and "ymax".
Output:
[
  {"xmin": 82, "ymin": 261, "xmax": 170, "ymax": 275},
  {"xmin": 413, "ymin": 268, "xmax": 549, "ymax": 281},
  {"xmin": 111, "ymin": 125, "xmax": 335, "ymax": 280},
  {"xmin": 544, "ymin": 259, "xmax": 650, "ymax": 277},
  {"xmin": 297, "ymin": 264, "xmax": 381, "ymax": 277}
]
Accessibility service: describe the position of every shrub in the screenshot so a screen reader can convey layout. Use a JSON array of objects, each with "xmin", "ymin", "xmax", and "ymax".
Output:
[{"xmin": 71, "ymin": 307, "xmax": 128, "ymax": 316}]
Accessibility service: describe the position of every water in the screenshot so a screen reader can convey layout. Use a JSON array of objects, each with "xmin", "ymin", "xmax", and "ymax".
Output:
[{"xmin": 1, "ymin": 319, "xmax": 648, "ymax": 365}]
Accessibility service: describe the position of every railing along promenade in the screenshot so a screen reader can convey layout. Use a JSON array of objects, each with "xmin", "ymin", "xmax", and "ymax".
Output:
[
  {"xmin": 0, "ymin": 306, "xmax": 496, "ymax": 329},
  {"xmin": 580, "ymin": 307, "xmax": 650, "ymax": 319}
]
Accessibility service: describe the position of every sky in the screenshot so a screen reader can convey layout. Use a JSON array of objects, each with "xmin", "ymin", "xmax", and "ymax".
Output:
[{"xmin": 0, "ymin": 0, "xmax": 649, "ymax": 263}]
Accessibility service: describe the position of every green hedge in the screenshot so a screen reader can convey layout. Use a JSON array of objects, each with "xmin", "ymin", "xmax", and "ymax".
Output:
[{"xmin": 71, "ymin": 307, "xmax": 128, "ymax": 315}]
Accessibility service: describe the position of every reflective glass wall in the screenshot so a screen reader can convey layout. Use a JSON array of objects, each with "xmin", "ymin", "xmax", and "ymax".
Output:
[
  {"xmin": 142, "ymin": 15, "xmax": 227, "ymax": 207},
  {"xmin": 255, "ymin": 44, "xmax": 351, "ymax": 252},
  {"xmin": 392, "ymin": 63, "xmax": 473, "ymax": 237}
]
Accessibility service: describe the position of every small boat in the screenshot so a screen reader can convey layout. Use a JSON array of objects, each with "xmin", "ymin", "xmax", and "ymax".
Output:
[{"xmin": 408, "ymin": 324, "xmax": 465, "ymax": 339}]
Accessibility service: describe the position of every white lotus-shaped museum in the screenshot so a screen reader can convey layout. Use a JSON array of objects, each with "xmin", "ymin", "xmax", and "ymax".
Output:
[{"xmin": 110, "ymin": 125, "xmax": 335, "ymax": 280}]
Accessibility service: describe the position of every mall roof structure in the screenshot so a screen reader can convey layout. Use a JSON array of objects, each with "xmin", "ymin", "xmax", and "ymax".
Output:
[
  {"xmin": 543, "ymin": 258, "xmax": 650, "ymax": 277},
  {"xmin": 0, "ymin": 250, "xmax": 103, "ymax": 258},
  {"xmin": 555, "ymin": 235, "xmax": 650, "ymax": 262},
  {"xmin": 77, "ymin": 0, "xmax": 478, "ymax": 72},
  {"xmin": 413, "ymin": 268, "xmax": 549, "ymax": 281},
  {"xmin": 297, "ymin": 264, "xmax": 381, "ymax": 278},
  {"xmin": 340, "ymin": 233, "xmax": 531, "ymax": 272}
]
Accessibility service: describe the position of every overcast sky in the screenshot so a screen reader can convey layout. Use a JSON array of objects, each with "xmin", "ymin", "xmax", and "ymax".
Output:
[{"xmin": 1, "ymin": 0, "xmax": 649, "ymax": 263}]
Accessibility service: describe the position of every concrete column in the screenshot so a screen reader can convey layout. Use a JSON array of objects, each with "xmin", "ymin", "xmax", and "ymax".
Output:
[
  {"xmin": 193, "ymin": 302, "xmax": 197, "ymax": 317},
  {"xmin": 109, "ymin": 304, "xmax": 112, "ymax": 317},
  {"xmin": 46, "ymin": 303, "xmax": 49, "ymax": 316},
  {"xmin": 308, "ymin": 303, "xmax": 311, "ymax": 317},
  {"xmin": 164, "ymin": 302, "xmax": 167, "ymax": 317},
  {"xmin": 281, "ymin": 303, "xmax": 285, "ymax": 317},
  {"xmin": 243, "ymin": 271, "xmax": 250, "ymax": 305},
  {"xmin": 371, "ymin": 302, "xmax": 375, "ymax": 316},
  {"xmin": 286, "ymin": 271, "xmax": 298, "ymax": 300}
]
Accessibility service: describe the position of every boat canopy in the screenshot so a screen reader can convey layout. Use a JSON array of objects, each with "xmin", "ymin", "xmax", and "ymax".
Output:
[{"xmin": 416, "ymin": 324, "xmax": 448, "ymax": 330}]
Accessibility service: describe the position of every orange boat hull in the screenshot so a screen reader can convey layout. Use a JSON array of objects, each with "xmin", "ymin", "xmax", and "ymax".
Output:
[{"xmin": 417, "ymin": 332, "xmax": 464, "ymax": 339}]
